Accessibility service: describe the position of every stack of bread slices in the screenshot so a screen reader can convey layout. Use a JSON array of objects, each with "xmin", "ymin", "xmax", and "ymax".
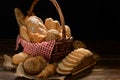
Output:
[{"xmin": 56, "ymin": 48, "xmax": 95, "ymax": 75}]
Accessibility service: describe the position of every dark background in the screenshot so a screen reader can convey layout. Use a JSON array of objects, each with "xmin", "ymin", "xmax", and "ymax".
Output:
[{"xmin": 0, "ymin": 0, "xmax": 120, "ymax": 40}]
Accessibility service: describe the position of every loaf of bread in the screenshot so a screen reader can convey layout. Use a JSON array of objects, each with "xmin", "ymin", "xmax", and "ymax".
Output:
[
  {"xmin": 20, "ymin": 25, "xmax": 30, "ymax": 42},
  {"xmin": 14, "ymin": 8, "xmax": 25, "ymax": 27},
  {"xmin": 24, "ymin": 16, "xmax": 47, "ymax": 35},
  {"xmin": 56, "ymin": 48, "xmax": 95, "ymax": 75}
]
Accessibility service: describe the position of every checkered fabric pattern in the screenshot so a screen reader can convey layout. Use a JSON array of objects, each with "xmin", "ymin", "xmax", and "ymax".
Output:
[{"xmin": 15, "ymin": 35, "xmax": 56, "ymax": 62}]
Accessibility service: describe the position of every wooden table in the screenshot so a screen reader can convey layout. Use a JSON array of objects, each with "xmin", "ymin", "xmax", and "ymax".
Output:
[{"xmin": 0, "ymin": 39, "xmax": 120, "ymax": 80}]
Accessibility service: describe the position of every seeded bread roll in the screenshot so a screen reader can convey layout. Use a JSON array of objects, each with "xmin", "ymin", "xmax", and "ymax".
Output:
[{"xmin": 56, "ymin": 48, "xmax": 94, "ymax": 75}]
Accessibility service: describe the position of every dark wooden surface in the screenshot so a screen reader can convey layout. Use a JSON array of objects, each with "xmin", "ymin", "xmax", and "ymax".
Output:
[{"xmin": 0, "ymin": 39, "xmax": 120, "ymax": 80}]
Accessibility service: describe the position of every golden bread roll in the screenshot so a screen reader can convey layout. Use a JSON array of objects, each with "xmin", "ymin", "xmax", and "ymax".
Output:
[
  {"xmin": 23, "ymin": 55, "xmax": 47, "ymax": 75},
  {"xmin": 44, "ymin": 18, "xmax": 61, "ymax": 32},
  {"xmin": 64, "ymin": 25, "xmax": 71, "ymax": 39},
  {"xmin": 20, "ymin": 25, "xmax": 30, "ymax": 42},
  {"xmin": 60, "ymin": 25, "xmax": 71, "ymax": 39},
  {"xmin": 12, "ymin": 52, "xmax": 28, "ymax": 65},
  {"xmin": 45, "ymin": 29, "xmax": 61, "ymax": 41},
  {"xmin": 29, "ymin": 33, "xmax": 46, "ymax": 43},
  {"xmin": 50, "ymin": 20, "xmax": 61, "ymax": 33},
  {"xmin": 44, "ymin": 17, "xmax": 54, "ymax": 30}
]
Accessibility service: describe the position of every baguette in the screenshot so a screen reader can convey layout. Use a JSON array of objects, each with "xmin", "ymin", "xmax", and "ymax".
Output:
[
  {"xmin": 14, "ymin": 8, "xmax": 25, "ymax": 27},
  {"xmin": 20, "ymin": 25, "xmax": 30, "ymax": 42}
]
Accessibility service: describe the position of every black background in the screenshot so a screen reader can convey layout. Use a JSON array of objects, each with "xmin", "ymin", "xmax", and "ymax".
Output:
[{"xmin": 0, "ymin": 0, "xmax": 120, "ymax": 40}]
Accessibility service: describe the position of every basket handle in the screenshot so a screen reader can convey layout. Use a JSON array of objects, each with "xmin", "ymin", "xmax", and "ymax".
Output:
[
  {"xmin": 28, "ymin": 0, "xmax": 66, "ymax": 40},
  {"xmin": 50, "ymin": 0, "xmax": 66, "ymax": 40},
  {"xmin": 27, "ymin": 0, "xmax": 39, "ymax": 16}
]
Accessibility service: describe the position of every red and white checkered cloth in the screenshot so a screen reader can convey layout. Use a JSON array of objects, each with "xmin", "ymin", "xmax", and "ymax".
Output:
[{"xmin": 15, "ymin": 35, "xmax": 56, "ymax": 62}]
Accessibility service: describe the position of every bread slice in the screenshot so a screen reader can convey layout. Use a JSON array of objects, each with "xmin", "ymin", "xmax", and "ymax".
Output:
[
  {"xmin": 62, "ymin": 59, "xmax": 78, "ymax": 68},
  {"xmin": 68, "ymin": 53, "xmax": 81, "ymax": 62},
  {"xmin": 58, "ymin": 63, "xmax": 73, "ymax": 72},
  {"xmin": 56, "ymin": 67, "xmax": 71, "ymax": 75},
  {"xmin": 65, "ymin": 56, "xmax": 79, "ymax": 64}
]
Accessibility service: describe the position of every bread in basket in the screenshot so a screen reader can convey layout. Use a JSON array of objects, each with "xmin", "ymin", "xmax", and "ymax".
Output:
[{"xmin": 15, "ymin": 0, "xmax": 73, "ymax": 63}]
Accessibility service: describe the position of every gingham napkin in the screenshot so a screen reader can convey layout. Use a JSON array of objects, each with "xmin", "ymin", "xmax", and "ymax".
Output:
[{"xmin": 15, "ymin": 35, "xmax": 56, "ymax": 62}]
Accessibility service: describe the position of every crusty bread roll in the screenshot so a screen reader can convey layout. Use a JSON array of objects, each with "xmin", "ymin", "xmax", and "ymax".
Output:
[
  {"xmin": 64, "ymin": 25, "xmax": 71, "ymax": 39},
  {"xmin": 50, "ymin": 20, "xmax": 61, "ymax": 33},
  {"xmin": 23, "ymin": 55, "xmax": 47, "ymax": 75},
  {"xmin": 45, "ymin": 29, "xmax": 61, "ymax": 41},
  {"xmin": 12, "ymin": 52, "xmax": 28, "ymax": 65},
  {"xmin": 44, "ymin": 18, "xmax": 61, "ymax": 33},
  {"xmin": 60, "ymin": 25, "xmax": 71, "ymax": 39},
  {"xmin": 56, "ymin": 48, "xmax": 94, "ymax": 75},
  {"xmin": 44, "ymin": 17, "xmax": 54, "ymax": 30}
]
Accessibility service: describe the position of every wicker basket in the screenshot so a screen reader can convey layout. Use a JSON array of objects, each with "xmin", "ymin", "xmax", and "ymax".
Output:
[
  {"xmin": 48, "ymin": 0, "xmax": 73, "ymax": 63},
  {"xmin": 15, "ymin": 0, "xmax": 73, "ymax": 63}
]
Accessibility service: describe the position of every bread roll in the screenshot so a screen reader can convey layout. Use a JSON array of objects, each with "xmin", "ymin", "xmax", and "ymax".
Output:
[
  {"xmin": 23, "ymin": 55, "xmax": 47, "ymax": 75},
  {"xmin": 44, "ymin": 18, "xmax": 61, "ymax": 32},
  {"xmin": 44, "ymin": 17, "xmax": 53, "ymax": 30},
  {"xmin": 50, "ymin": 20, "xmax": 61, "ymax": 33},
  {"xmin": 64, "ymin": 25, "xmax": 71, "ymax": 39},
  {"xmin": 45, "ymin": 29, "xmax": 61, "ymax": 41},
  {"xmin": 12, "ymin": 52, "xmax": 28, "ymax": 65}
]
